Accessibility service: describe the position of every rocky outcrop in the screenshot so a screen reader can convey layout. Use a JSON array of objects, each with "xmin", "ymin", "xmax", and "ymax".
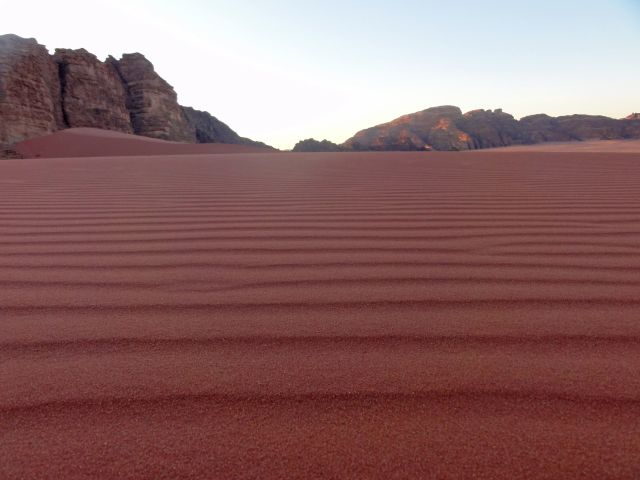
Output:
[
  {"xmin": 517, "ymin": 114, "xmax": 572, "ymax": 143},
  {"xmin": 108, "ymin": 53, "xmax": 193, "ymax": 142},
  {"xmin": 342, "ymin": 106, "xmax": 640, "ymax": 151},
  {"xmin": 457, "ymin": 109, "xmax": 523, "ymax": 148},
  {"xmin": 555, "ymin": 115, "xmax": 623, "ymax": 140},
  {"xmin": 54, "ymin": 49, "xmax": 132, "ymax": 133},
  {"xmin": 292, "ymin": 138, "xmax": 344, "ymax": 152},
  {"xmin": 182, "ymin": 106, "xmax": 274, "ymax": 149},
  {"xmin": 519, "ymin": 114, "xmax": 639, "ymax": 143},
  {"xmin": 0, "ymin": 34, "xmax": 270, "ymax": 149},
  {"xmin": 0, "ymin": 35, "xmax": 64, "ymax": 148},
  {"xmin": 344, "ymin": 106, "xmax": 474, "ymax": 151},
  {"xmin": 622, "ymin": 114, "xmax": 640, "ymax": 138}
]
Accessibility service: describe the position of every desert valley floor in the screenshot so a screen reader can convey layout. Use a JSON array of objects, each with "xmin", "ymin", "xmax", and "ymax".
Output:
[{"xmin": 2, "ymin": 132, "xmax": 640, "ymax": 479}]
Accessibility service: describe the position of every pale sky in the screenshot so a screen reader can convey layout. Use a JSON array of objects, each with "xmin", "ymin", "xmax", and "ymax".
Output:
[{"xmin": 5, "ymin": 0, "xmax": 640, "ymax": 149}]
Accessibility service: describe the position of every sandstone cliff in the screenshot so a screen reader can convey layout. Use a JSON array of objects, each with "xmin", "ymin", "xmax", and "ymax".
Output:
[
  {"xmin": 0, "ymin": 35, "xmax": 64, "ymax": 148},
  {"xmin": 109, "ymin": 53, "xmax": 193, "ymax": 142},
  {"xmin": 54, "ymin": 48, "xmax": 132, "ymax": 133},
  {"xmin": 342, "ymin": 106, "xmax": 640, "ymax": 151},
  {"xmin": 0, "ymin": 34, "xmax": 270, "ymax": 149}
]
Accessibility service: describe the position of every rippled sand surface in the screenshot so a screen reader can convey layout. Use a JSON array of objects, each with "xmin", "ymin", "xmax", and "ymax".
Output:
[{"xmin": 2, "ymin": 149, "xmax": 640, "ymax": 479}]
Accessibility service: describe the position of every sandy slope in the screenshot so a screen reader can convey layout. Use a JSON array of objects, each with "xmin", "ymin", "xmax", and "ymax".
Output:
[
  {"xmin": 1, "ymin": 148, "xmax": 640, "ymax": 479},
  {"xmin": 12, "ymin": 127, "xmax": 272, "ymax": 158}
]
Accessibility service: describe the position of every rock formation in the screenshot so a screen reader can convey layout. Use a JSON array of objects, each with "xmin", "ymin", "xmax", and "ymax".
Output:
[
  {"xmin": 54, "ymin": 49, "xmax": 132, "ymax": 133},
  {"xmin": 457, "ymin": 109, "xmax": 522, "ymax": 148},
  {"xmin": 517, "ymin": 114, "xmax": 571, "ymax": 143},
  {"xmin": 181, "ymin": 106, "xmax": 271, "ymax": 149},
  {"xmin": 622, "ymin": 114, "xmax": 640, "ymax": 138},
  {"xmin": 0, "ymin": 35, "xmax": 64, "ymax": 148},
  {"xmin": 292, "ymin": 138, "xmax": 344, "ymax": 152},
  {"xmin": 342, "ymin": 106, "xmax": 640, "ymax": 151},
  {"xmin": 344, "ymin": 106, "xmax": 473, "ymax": 151},
  {"xmin": 0, "ymin": 34, "xmax": 270, "ymax": 149},
  {"xmin": 108, "ymin": 53, "xmax": 193, "ymax": 142}
]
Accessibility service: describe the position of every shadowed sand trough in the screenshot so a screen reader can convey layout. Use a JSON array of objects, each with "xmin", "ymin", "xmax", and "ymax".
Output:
[{"xmin": 1, "ymin": 140, "xmax": 640, "ymax": 478}]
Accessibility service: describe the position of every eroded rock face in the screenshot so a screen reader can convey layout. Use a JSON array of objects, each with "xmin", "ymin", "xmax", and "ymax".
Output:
[
  {"xmin": 342, "ymin": 107, "xmax": 640, "ymax": 151},
  {"xmin": 622, "ymin": 114, "xmax": 640, "ymax": 138},
  {"xmin": 109, "ymin": 53, "xmax": 194, "ymax": 142},
  {"xmin": 54, "ymin": 49, "xmax": 132, "ymax": 133},
  {"xmin": 0, "ymin": 34, "xmax": 64, "ymax": 148},
  {"xmin": 520, "ymin": 114, "xmax": 637, "ymax": 143},
  {"xmin": 555, "ymin": 115, "xmax": 624, "ymax": 140},
  {"xmin": 182, "ymin": 106, "xmax": 274, "ymax": 149},
  {"xmin": 456, "ymin": 109, "xmax": 522, "ymax": 148},
  {"xmin": 345, "ymin": 106, "xmax": 474, "ymax": 151},
  {"xmin": 182, "ymin": 106, "xmax": 240, "ymax": 144},
  {"xmin": 0, "ymin": 34, "xmax": 271, "ymax": 149}
]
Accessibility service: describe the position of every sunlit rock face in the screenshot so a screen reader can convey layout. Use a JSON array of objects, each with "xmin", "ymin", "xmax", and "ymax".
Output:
[
  {"xmin": 0, "ymin": 35, "xmax": 64, "ymax": 148},
  {"xmin": 344, "ymin": 106, "xmax": 474, "ymax": 151},
  {"xmin": 343, "ymin": 106, "xmax": 640, "ymax": 151}
]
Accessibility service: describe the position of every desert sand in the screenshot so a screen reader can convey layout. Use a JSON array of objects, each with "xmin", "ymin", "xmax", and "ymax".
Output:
[
  {"xmin": 485, "ymin": 138, "xmax": 640, "ymax": 153},
  {"xmin": 12, "ymin": 128, "xmax": 271, "ymax": 158},
  {"xmin": 1, "ymin": 131, "xmax": 640, "ymax": 479}
]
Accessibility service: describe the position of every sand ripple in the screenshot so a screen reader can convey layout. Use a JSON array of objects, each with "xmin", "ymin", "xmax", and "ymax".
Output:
[{"xmin": 2, "ymin": 150, "xmax": 640, "ymax": 479}]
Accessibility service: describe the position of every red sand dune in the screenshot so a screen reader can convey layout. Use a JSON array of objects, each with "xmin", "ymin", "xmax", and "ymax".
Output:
[
  {"xmin": 13, "ymin": 127, "xmax": 272, "ymax": 158},
  {"xmin": 1, "ymin": 146, "xmax": 640, "ymax": 479}
]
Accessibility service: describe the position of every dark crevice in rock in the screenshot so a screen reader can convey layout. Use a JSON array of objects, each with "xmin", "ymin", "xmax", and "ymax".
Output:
[
  {"xmin": 106, "ymin": 56, "xmax": 136, "ymax": 131},
  {"xmin": 56, "ymin": 61, "xmax": 70, "ymax": 128}
]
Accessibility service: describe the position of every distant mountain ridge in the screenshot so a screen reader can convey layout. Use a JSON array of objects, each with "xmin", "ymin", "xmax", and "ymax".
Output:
[
  {"xmin": 0, "ymin": 34, "xmax": 272, "ymax": 150},
  {"xmin": 340, "ymin": 106, "xmax": 640, "ymax": 151}
]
